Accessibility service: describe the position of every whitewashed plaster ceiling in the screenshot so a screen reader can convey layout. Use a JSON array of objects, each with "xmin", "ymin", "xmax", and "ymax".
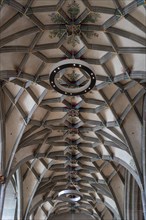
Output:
[{"xmin": 0, "ymin": 0, "xmax": 146, "ymax": 220}]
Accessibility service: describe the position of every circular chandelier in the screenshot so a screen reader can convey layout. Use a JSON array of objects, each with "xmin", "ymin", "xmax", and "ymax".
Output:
[
  {"xmin": 57, "ymin": 189, "xmax": 82, "ymax": 203},
  {"xmin": 49, "ymin": 59, "xmax": 96, "ymax": 96}
]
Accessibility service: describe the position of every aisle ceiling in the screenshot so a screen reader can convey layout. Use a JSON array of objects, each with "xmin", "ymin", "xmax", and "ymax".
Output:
[{"xmin": 0, "ymin": 0, "xmax": 146, "ymax": 219}]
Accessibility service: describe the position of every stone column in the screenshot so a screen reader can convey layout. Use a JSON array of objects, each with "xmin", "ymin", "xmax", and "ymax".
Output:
[
  {"xmin": 142, "ymin": 94, "xmax": 146, "ymax": 220},
  {"xmin": 0, "ymin": 84, "xmax": 6, "ymax": 219}
]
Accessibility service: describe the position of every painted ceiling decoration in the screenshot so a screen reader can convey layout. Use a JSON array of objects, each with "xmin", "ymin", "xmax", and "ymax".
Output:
[
  {"xmin": 0, "ymin": 0, "xmax": 146, "ymax": 220},
  {"xmin": 49, "ymin": 0, "xmax": 100, "ymax": 47}
]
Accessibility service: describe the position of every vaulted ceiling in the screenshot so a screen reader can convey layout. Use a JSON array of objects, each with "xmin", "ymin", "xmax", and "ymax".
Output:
[{"xmin": 0, "ymin": 0, "xmax": 146, "ymax": 220}]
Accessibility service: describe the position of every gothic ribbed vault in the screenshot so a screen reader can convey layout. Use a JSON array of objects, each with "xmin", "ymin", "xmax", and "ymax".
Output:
[{"xmin": 0, "ymin": 0, "xmax": 146, "ymax": 220}]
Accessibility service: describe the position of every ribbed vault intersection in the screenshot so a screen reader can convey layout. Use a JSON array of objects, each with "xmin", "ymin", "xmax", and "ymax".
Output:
[{"xmin": 0, "ymin": 0, "xmax": 146, "ymax": 220}]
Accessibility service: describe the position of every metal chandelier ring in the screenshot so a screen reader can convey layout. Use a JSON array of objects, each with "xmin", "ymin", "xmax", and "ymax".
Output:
[
  {"xmin": 49, "ymin": 59, "xmax": 96, "ymax": 96},
  {"xmin": 57, "ymin": 189, "xmax": 83, "ymax": 203}
]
